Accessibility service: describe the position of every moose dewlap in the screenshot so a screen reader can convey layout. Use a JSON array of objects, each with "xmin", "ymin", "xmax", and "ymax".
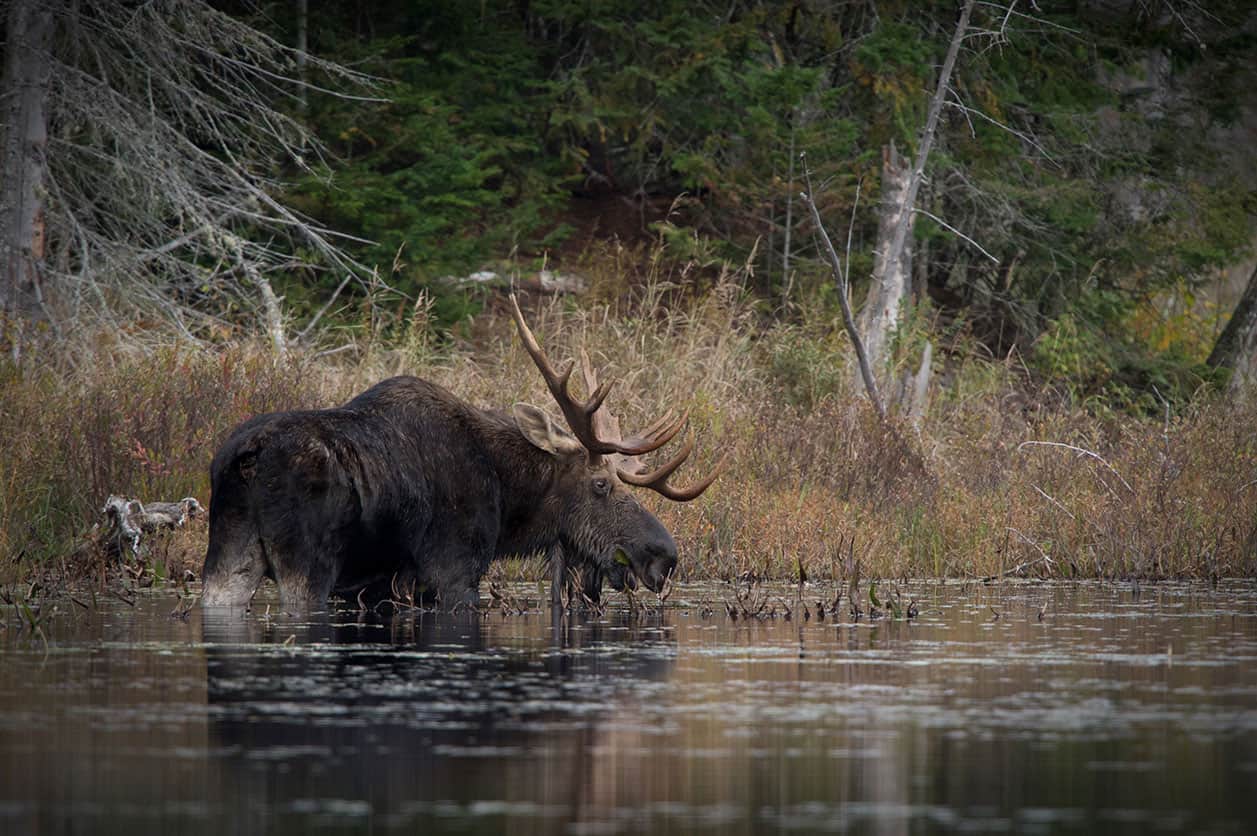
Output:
[{"xmin": 201, "ymin": 295, "xmax": 723, "ymax": 610}]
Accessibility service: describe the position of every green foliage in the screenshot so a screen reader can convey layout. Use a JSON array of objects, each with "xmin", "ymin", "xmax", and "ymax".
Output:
[
  {"xmin": 1032, "ymin": 311, "xmax": 1114, "ymax": 389},
  {"xmin": 291, "ymin": 14, "xmax": 569, "ymax": 301},
  {"xmin": 850, "ymin": 22, "xmax": 933, "ymax": 145},
  {"xmin": 1031, "ymin": 288, "xmax": 1222, "ymax": 409},
  {"xmin": 253, "ymin": 0, "xmax": 1256, "ymax": 402}
]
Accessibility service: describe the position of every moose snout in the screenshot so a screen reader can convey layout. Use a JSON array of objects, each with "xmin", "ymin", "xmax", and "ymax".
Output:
[{"xmin": 638, "ymin": 541, "xmax": 677, "ymax": 593}]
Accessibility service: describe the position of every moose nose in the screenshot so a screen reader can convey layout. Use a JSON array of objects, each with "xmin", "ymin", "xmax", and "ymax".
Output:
[
  {"xmin": 642, "ymin": 557, "xmax": 675, "ymax": 593},
  {"xmin": 639, "ymin": 541, "xmax": 677, "ymax": 593}
]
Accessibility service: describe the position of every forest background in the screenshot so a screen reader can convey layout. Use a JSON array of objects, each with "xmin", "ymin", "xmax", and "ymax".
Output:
[{"xmin": 1, "ymin": 0, "xmax": 1255, "ymax": 586}]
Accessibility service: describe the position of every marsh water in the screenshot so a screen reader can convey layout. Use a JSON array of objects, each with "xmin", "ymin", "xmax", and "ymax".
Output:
[{"xmin": 1, "ymin": 582, "xmax": 1256, "ymax": 835}]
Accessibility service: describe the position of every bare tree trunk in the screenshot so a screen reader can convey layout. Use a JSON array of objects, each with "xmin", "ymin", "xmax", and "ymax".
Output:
[
  {"xmin": 223, "ymin": 230, "xmax": 287, "ymax": 355},
  {"xmin": 256, "ymin": 274, "xmax": 288, "ymax": 356},
  {"xmin": 295, "ymin": 0, "xmax": 309, "ymax": 115},
  {"xmin": 858, "ymin": 142, "xmax": 914, "ymax": 379},
  {"xmin": 782, "ymin": 118, "xmax": 795, "ymax": 304},
  {"xmin": 1208, "ymin": 262, "xmax": 1257, "ymax": 393},
  {"xmin": 857, "ymin": 0, "xmax": 975, "ymax": 385},
  {"xmin": 905, "ymin": 340, "xmax": 933, "ymax": 425},
  {"xmin": 0, "ymin": 0, "xmax": 55, "ymax": 347}
]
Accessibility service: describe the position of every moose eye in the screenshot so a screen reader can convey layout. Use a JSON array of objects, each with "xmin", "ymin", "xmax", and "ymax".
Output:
[{"xmin": 592, "ymin": 477, "xmax": 611, "ymax": 496}]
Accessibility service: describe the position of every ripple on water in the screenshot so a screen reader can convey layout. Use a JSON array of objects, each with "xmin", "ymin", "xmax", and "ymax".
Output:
[{"xmin": 0, "ymin": 581, "xmax": 1255, "ymax": 835}]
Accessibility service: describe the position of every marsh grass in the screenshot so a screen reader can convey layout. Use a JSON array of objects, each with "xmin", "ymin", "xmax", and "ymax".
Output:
[{"xmin": 1, "ymin": 250, "xmax": 1254, "ymax": 586}]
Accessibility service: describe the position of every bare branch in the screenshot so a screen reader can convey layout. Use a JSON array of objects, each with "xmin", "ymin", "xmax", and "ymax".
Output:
[
  {"xmin": 911, "ymin": 207, "xmax": 1000, "ymax": 263},
  {"xmin": 801, "ymin": 177, "xmax": 885, "ymax": 420},
  {"xmin": 16, "ymin": 0, "xmax": 384, "ymax": 339},
  {"xmin": 944, "ymin": 91, "xmax": 1058, "ymax": 164},
  {"xmin": 297, "ymin": 274, "xmax": 354, "ymax": 343}
]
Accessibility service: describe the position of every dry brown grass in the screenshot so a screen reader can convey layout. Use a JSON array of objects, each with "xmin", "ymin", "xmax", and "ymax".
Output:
[{"xmin": 2, "ymin": 255, "xmax": 1254, "ymax": 585}]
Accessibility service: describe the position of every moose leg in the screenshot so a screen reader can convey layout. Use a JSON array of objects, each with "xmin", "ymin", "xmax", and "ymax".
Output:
[
  {"xmin": 580, "ymin": 564, "xmax": 605, "ymax": 605},
  {"xmin": 424, "ymin": 548, "xmax": 488, "ymax": 608},
  {"xmin": 272, "ymin": 555, "xmax": 336, "ymax": 612},
  {"xmin": 548, "ymin": 543, "xmax": 566, "ymax": 611},
  {"xmin": 253, "ymin": 442, "xmax": 358, "ymax": 612},
  {"xmin": 416, "ymin": 520, "xmax": 496, "ymax": 609},
  {"xmin": 202, "ymin": 539, "xmax": 265, "ymax": 608}
]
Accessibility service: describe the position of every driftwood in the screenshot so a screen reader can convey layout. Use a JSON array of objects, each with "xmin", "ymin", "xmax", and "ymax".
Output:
[
  {"xmin": 100, "ymin": 495, "xmax": 204, "ymax": 558},
  {"xmin": 439, "ymin": 268, "xmax": 588, "ymax": 295}
]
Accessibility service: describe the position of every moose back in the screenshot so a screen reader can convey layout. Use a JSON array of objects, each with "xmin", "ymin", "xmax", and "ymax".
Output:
[{"xmin": 201, "ymin": 296, "xmax": 720, "ymax": 610}]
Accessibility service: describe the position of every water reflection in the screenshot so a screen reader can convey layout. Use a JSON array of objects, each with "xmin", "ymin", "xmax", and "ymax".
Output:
[
  {"xmin": 1, "ymin": 582, "xmax": 1256, "ymax": 834},
  {"xmin": 202, "ymin": 607, "xmax": 676, "ymax": 835}
]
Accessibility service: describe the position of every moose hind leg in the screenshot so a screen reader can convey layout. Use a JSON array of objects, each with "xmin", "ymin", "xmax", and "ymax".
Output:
[
  {"xmin": 253, "ymin": 438, "xmax": 359, "ymax": 613},
  {"xmin": 274, "ymin": 560, "xmax": 338, "ymax": 613}
]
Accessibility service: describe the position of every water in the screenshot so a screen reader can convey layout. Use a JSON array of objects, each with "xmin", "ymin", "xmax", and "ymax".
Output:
[{"xmin": 2, "ymin": 581, "xmax": 1256, "ymax": 835}]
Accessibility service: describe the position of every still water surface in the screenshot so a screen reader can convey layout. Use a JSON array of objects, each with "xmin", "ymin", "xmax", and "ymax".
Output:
[{"xmin": 1, "ymin": 581, "xmax": 1256, "ymax": 834}]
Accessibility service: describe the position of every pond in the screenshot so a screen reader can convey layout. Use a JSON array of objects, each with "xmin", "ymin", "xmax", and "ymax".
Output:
[{"xmin": 1, "ymin": 581, "xmax": 1256, "ymax": 834}]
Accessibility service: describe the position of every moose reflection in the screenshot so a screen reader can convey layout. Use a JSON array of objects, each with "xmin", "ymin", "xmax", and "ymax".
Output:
[
  {"xmin": 201, "ymin": 608, "xmax": 675, "ymax": 832},
  {"xmin": 203, "ymin": 294, "xmax": 722, "ymax": 610}
]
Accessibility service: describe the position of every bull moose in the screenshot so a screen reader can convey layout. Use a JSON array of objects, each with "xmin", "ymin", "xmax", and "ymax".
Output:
[{"xmin": 201, "ymin": 295, "xmax": 721, "ymax": 610}]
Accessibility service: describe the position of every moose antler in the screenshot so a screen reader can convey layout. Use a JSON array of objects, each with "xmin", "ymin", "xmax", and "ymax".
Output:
[
  {"xmin": 579, "ymin": 349, "xmax": 630, "ymax": 465},
  {"xmin": 510, "ymin": 293, "xmax": 724, "ymax": 500},
  {"xmin": 616, "ymin": 435, "xmax": 726, "ymax": 501},
  {"xmin": 577, "ymin": 342, "xmax": 728, "ymax": 501},
  {"xmin": 511, "ymin": 293, "xmax": 684, "ymax": 457}
]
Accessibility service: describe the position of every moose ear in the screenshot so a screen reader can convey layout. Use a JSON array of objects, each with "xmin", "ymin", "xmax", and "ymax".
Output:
[{"xmin": 513, "ymin": 403, "xmax": 584, "ymax": 456}]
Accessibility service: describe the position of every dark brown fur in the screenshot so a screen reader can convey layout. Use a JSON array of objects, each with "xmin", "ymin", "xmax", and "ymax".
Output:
[{"xmin": 202, "ymin": 376, "xmax": 676, "ymax": 610}]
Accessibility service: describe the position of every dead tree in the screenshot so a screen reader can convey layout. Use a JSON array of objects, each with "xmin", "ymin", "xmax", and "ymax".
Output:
[
  {"xmin": 859, "ymin": 142, "xmax": 916, "ymax": 383},
  {"xmin": 858, "ymin": 0, "xmax": 977, "ymax": 399},
  {"xmin": 0, "ymin": 0, "xmax": 378, "ymax": 355},
  {"xmin": 0, "ymin": 0, "xmax": 54, "ymax": 355},
  {"xmin": 1208, "ymin": 262, "xmax": 1257, "ymax": 393}
]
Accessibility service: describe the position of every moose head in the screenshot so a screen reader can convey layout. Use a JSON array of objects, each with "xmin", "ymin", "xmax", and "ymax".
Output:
[{"xmin": 509, "ymin": 295, "xmax": 724, "ymax": 593}]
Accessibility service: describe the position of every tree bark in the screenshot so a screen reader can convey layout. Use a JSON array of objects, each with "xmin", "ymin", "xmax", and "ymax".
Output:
[
  {"xmin": 857, "ymin": 0, "xmax": 975, "ymax": 385},
  {"xmin": 858, "ymin": 142, "xmax": 915, "ymax": 380},
  {"xmin": 1208, "ymin": 262, "xmax": 1257, "ymax": 392},
  {"xmin": 0, "ymin": 0, "xmax": 55, "ymax": 334}
]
